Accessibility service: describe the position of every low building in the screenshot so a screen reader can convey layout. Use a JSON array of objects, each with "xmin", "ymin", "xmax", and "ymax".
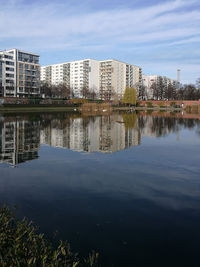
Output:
[
  {"xmin": 0, "ymin": 48, "xmax": 40, "ymax": 97},
  {"xmin": 142, "ymin": 75, "xmax": 177, "ymax": 99}
]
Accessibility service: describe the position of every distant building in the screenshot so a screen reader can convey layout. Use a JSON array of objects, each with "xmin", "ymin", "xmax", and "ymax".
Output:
[
  {"xmin": 142, "ymin": 74, "xmax": 177, "ymax": 99},
  {"xmin": 0, "ymin": 48, "xmax": 40, "ymax": 97},
  {"xmin": 41, "ymin": 58, "xmax": 142, "ymax": 99}
]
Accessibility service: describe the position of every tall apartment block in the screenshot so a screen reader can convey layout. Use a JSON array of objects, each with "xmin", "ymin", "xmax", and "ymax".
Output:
[
  {"xmin": 99, "ymin": 59, "xmax": 142, "ymax": 100},
  {"xmin": 142, "ymin": 75, "xmax": 177, "ymax": 99},
  {"xmin": 41, "ymin": 59, "xmax": 100, "ymax": 98},
  {"xmin": 41, "ymin": 58, "xmax": 142, "ymax": 99},
  {"xmin": 0, "ymin": 48, "xmax": 40, "ymax": 97}
]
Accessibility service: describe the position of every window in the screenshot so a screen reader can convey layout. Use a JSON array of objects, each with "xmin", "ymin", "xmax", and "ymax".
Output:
[
  {"xmin": 6, "ymin": 61, "xmax": 14, "ymax": 66},
  {"xmin": 6, "ymin": 73, "xmax": 14, "ymax": 78},
  {"xmin": 4, "ymin": 55, "xmax": 13, "ymax": 60},
  {"xmin": 6, "ymin": 67, "xmax": 14, "ymax": 71}
]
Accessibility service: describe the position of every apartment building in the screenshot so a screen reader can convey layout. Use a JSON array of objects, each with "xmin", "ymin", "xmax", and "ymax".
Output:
[
  {"xmin": 40, "ymin": 63, "xmax": 70, "ymax": 87},
  {"xmin": 99, "ymin": 59, "xmax": 142, "ymax": 100},
  {"xmin": 142, "ymin": 75, "xmax": 177, "ymax": 99},
  {"xmin": 41, "ymin": 59, "xmax": 100, "ymax": 98},
  {"xmin": 0, "ymin": 48, "xmax": 40, "ymax": 97},
  {"xmin": 41, "ymin": 58, "xmax": 142, "ymax": 99}
]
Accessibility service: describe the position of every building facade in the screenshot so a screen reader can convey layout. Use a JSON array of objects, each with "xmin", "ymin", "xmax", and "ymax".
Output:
[
  {"xmin": 99, "ymin": 59, "xmax": 142, "ymax": 100},
  {"xmin": 41, "ymin": 59, "xmax": 142, "ymax": 99},
  {"xmin": 41, "ymin": 59, "xmax": 100, "ymax": 98},
  {"xmin": 0, "ymin": 48, "xmax": 40, "ymax": 97}
]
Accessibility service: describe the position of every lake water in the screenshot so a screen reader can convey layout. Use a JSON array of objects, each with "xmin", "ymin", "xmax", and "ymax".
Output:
[{"xmin": 0, "ymin": 111, "xmax": 200, "ymax": 266}]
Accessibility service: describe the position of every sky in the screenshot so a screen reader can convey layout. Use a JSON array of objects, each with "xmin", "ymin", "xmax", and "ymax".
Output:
[{"xmin": 0, "ymin": 0, "xmax": 200, "ymax": 84}]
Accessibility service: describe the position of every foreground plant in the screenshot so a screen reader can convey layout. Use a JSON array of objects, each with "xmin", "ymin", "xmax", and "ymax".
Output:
[{"xmin": 0, "ymin": 205, "xmax": 99, "ymax": 266}]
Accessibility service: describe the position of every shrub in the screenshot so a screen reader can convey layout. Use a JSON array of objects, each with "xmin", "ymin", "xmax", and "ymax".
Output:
[
  {"xmin": 157, "ymin": 102, "xmax": 165, "ymax": 108},
  {"xmin": 147, "ymin": 102, "xmax": 153, "ymax": 108},
  {"xmin": 0, "ymin": 205, "xmax": 99, "ymax": 267},
  {"xmin": 170, "ymin": 102, "xmax": 176, "ymax": 107}
]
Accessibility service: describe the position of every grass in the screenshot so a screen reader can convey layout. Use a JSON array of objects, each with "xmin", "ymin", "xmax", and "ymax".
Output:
[{"xmin": 0, "ymin": 205, "xmax": 99, "ymax": 267}]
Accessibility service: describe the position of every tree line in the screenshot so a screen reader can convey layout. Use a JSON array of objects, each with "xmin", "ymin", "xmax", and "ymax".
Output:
[
  {"xmin": 138, "ymin": 77, "xmax": 200, "ymax": 101},
  {"xmin": 40, "ymin": 82, "xmax": 98, "ymax": 100},
  {"xmin": 40, "ymin": 78, "xmax": 200, "ymax": 102}
]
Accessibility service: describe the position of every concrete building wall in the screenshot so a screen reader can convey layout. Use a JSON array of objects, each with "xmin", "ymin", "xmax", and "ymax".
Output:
[
  {"xmin": 41, "ymin": 59, "xmax": 100, "ymax": 98},
  {"xmin": 41, "ymin": 58, "xmax": 142, "ymax": 99},
  {"xmin": 88, "ymin": 60, "xmax": 100, "ymax": 97}
]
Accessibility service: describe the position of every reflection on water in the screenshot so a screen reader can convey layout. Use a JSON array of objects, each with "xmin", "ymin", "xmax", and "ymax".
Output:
[
  {"xmin": 40, "ymin": 114, "xmax": 140, "ymax": 153},
  {"xmin": 0, "ymin": 118, "xmax": 40, "ymax": 165},
  {"xmin": 0, "ymin": 112, "xmax": 200, "ymax": 266},
  {"xmin": 0, "ymin": 112, "xmax": 200, "ymax": 165}
]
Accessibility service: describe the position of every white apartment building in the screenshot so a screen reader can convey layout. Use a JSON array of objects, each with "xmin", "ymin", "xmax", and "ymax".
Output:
[
  {"xmin": 0, "ymin": 48, "xmax": 40, "ymax": 97},
  {"xmin": 40, "ymin": 63, "xmax": 70, "ymax": 87},
  {"xmin": 41, "ymin": 59, "xmax": 100, "ymax": 98},
  {"xmin": 70, "ymin": 59, "xmax": 99, "ymax": 98},
  {"xmin": 99, "ymin": 59, "xmax": 142, "ymax": 100},
  {"xmin": 41, "ymin": 58, "xmax": 142, "ymax": 99},
  {"xmin": 142, "ymin": 75, "xmax": 177, "ymax": 99}
]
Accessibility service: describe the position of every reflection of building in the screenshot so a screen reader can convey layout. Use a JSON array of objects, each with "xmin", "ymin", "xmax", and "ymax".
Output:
[
  {"xmin": 0, "ymin": 119, "xmax": 40, "ymax": 165},
  {"xmin": 40, "ymin": 115, "xmax": 140, "ymax": 153},
  {"xmin": 0, "ymin": 48, "xmax": 40, "ymax": 97}
]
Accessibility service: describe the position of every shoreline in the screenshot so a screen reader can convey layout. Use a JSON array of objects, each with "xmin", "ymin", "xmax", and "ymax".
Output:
[{"xmin": 0, "ymin": 104, "xmax": 184, "ymax": 112}]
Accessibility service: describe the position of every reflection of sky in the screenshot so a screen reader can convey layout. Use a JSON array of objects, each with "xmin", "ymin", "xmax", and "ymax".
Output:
[{"xmin": 0, "ymin": 128, "xmax": 200, "ymax": 211}]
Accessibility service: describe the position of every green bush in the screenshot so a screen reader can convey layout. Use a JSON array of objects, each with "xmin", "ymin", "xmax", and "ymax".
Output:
[
  {"xmin": 0, "ymin": 205, "xmax": 99, "ymax": 267},
  {"xmin": 147, "ymin": 102, "xmax": 153, "ymax": 108}
]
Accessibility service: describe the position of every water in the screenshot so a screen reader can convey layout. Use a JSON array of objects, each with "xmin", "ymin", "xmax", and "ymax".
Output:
[{"xmin": 0, "ymin": 111, "xmax": 200, "ymax": 266}]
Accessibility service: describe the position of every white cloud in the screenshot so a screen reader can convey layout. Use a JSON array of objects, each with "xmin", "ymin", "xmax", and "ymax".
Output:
[
  {"xmin": 0, "ymin": 0, "xmax": 199, "ymax": 83},
  {"xmin": 0, "ymin": 0, "xmax": 199, "ymax": 42}
]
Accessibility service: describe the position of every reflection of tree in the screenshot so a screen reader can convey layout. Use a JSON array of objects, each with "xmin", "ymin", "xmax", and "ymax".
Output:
[
  {"xmin": 122, "ymin": 113, "xmax": 137, "ymax": 129},
  {"xmin": 138, "ymin": 115, "xmax": 200, "ymax": 138},
  {"xmin": 150, "ymin": 117, "xmax": 176, "ymax": 137}
]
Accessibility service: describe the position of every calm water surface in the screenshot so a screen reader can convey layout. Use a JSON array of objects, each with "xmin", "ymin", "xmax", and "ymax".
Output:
[{"xmin": 0, "ymin": 112, "xmax": 200, "ymax": 266}]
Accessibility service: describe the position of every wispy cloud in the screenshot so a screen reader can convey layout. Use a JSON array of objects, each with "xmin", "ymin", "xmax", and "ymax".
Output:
[{"xmin": 0, "ymin": 0, "xmax": 199, "ymax": 83}]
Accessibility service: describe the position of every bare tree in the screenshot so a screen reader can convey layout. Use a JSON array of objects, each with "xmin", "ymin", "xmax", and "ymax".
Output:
[
  {"xmin": 81, "ymin": 86, "xmax": 90, "ymax": 99},
  {"xmin": 196, "ymin": 78, "xmax": 200, "ymax": 89}
]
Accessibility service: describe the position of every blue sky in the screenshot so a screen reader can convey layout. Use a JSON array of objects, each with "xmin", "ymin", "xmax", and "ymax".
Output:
[{"xmin": 0, "ymin": 0, "xmax": 200, "ymax": 84}]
